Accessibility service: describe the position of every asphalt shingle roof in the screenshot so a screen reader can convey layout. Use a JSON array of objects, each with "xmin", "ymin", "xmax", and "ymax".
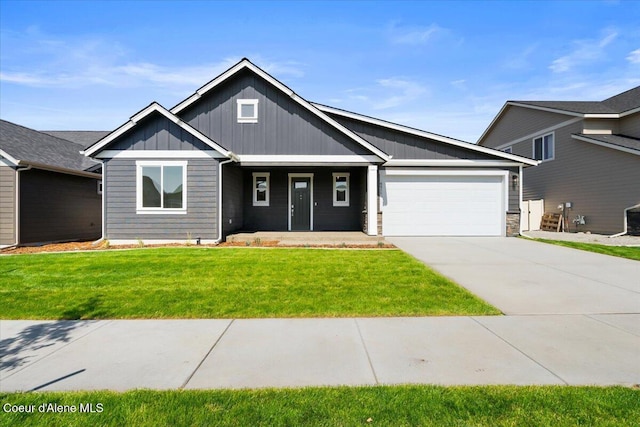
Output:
[
  {"xmin": 42, "ymin": 131, "xmax": 110, "ymax": 148},
  {"xmin": 0, "ymin": 120, "xmax": 99, "ymax": 172},
  {"xmin": 574, "ymin": 133, "xmax": 640, "ymax": 153},
  {"xmin": 512, "ymin": 86, "xmax": 640, "ymax": 115}
]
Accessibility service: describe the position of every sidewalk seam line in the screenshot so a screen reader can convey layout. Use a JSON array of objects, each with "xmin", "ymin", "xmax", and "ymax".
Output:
[
  {"xmin": 585, "ymin": 314, "xmax": 640, "ymax": 338},
  {"xmin": 470, "ymin": 316, "xmax": 568, "ymax": 385},
  {"xmin": 1, "ymin": 320, "xmax": 113, "ymax": 381},
  {"xmin": 354, "ymin": 319, "xmax": 379, "ymax": 385},
  {"xmin": 180, "ymin": 319, "xmax": 235, "ymax": 390}
]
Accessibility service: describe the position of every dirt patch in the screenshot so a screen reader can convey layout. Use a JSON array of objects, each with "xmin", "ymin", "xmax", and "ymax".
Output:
[{"xmin": 1, "ymin": 240, "xmax": 394, "ymax": 255}]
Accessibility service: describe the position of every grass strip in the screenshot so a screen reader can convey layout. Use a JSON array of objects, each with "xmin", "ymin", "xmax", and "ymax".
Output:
[
  {"xmin": 0, "ymin": 248, "xmax": 498, "ymax": 319},
  {"xmin": 530, "ymin": 238, "xmax": 640, "ymax": 261},
  {"xmin": 1, "ymin": 386, "xmax": 638, "ymax": 427}
]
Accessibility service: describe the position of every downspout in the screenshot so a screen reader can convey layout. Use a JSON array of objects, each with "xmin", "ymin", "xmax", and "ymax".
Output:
[
  {"xmin": 14, "ymin": 164, "xmax": 33, "ymax": 246},
  {"xmin": 214, "ymin": 156, "xmax": 238, "ymax": 244},
  {"xmin": 609, "ymin": 203, "xmax": 640, "ymax": 238}
]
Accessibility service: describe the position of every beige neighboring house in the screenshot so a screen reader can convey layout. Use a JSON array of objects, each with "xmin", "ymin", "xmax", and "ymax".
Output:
[{"xmin": 477, "ymin": 86, "xmax": 640, "ymax": 236}]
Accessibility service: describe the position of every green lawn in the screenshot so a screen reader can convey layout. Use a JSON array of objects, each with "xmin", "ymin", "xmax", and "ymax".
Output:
[
  {"xmin": 532, "ymin": 238, "xmax": 640, "ymax": 261},
  {"xmin": 1, "ymin": 386, "xmax": 637, "ymax": 427},
  {"xmin": 0, "ymin": 248, "xmax": 498, "ymax": 319}
]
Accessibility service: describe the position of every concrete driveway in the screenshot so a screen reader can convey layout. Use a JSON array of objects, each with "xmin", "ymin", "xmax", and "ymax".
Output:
[{"xmin": 388, "ymin": 237, "xmax": 640, "ymax": 315}]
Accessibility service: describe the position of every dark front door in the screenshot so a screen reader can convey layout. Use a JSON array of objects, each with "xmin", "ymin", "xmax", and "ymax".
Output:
[{"xmin": 291, "ymin": 177, "xmax": 311, "ymax": 230}]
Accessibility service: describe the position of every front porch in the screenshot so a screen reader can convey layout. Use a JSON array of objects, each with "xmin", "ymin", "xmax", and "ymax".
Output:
[
  {"xmin": 224, "ymin": 231, "xmax": 388, "ymax": 247},
  {"xmin": 222, "ymin": 163, "xmax": 380, "ymax": 239}
]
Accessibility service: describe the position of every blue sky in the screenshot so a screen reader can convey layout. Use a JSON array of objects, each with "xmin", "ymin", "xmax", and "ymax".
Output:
[{"xmin": 1, "ymin": 1, "xmax": 639, "ymax": 142}]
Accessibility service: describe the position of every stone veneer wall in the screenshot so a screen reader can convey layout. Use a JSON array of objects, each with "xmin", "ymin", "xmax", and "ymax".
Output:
[{"xmin": 506, "ymin": 212, "xmax": 521, "ymax": 237}]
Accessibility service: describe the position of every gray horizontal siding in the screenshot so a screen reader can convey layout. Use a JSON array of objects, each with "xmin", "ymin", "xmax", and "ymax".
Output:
[
  {"xmin": 521, "ymin": 121, "xmax": 640, "ymax": 234},
  {"xmin": 104, "ymin": 158, "xmax": 218, "ymax": 240},
  {"xmin": 330, "ymin": 115, "xmax": 496, "ymax": 160},
  {"xmin": 110, "ymin": 112, "xmax": 211, "ymax": 151},
  {"xmin": 481, "ymin": 105, "xmax": 570, "ymax": 148},
  {"xmin": 19, "ymin": 169, "xmax": 101, "ymax": 244},
  {"xmin": 0, "ymin": 165, "xmax": 16, "ymax": 245},
  {"xmin": 179, "ymin": 69, "xmax": 371, "ymax": 156},
  {"xmin": 620, "ymin": 113, "xmax": 640, "ymax": 138}
]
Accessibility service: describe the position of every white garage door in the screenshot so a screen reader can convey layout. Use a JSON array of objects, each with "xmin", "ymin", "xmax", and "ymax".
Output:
[{"xmin": 382, "ymin": 173, "xmax": 505, "ymax": 236}]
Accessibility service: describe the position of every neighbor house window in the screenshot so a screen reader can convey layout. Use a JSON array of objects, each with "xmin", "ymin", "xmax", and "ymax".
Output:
[
  {"xmin": 136, "ymin": 161, "xmax": 187, "ymax": 214},
  {"xmin": 237, "ymin": 99, "xmax": 259, "ymax": 123},
  {"xmin": 533, "ymin": 133, "xmax": 554, "ymax": 161},
  {"xmin": 253, "ymin": 172, "xmax": 270, "ymax": 206},
  {"xmin": 333, "ymin": 173, "xmax": 350, "ymax": 207},
  {"xmin": 503, "ymin": 146, "xmax": 512, "ymax": 154}
]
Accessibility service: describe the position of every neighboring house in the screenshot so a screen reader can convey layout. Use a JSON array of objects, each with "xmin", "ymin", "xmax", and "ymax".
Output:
[
  {"xmin": 477, "ymin": 86, "xmax": 640, "ymax": 235},
  {"xmin": 0, "ymin": 120, "xmax": 102, "ymax": 247},
  {"xmin": 83, "ymin": 58, "xmax": 537, "ymax": 244}
]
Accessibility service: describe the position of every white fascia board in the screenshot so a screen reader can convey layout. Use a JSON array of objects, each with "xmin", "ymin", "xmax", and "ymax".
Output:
[
  {"xmin": 476, "ymin": 102, "xmax": 510, "ymax": 145},
  {"xmin": 571, "ymin": 135, "xmax": 640, "ymax": 156},
  {"xmin": 316, "ymin": 103, "xmax": 537, "ymax": 166},
  {"xmin": 95, "ymin": 150, "xmax": 228, "ymax": 159},
  {"xmin": 238, "ymin": 154, "xmax": 381, "ymax": 166},
  {"xmin": 382, "ymin": 168, "xmax": 510, "ymax": 177},
  {"xmin": 619, "ymin": 107, "xmax": 640, "ymax": 117},
  {"xmin": 507, "ymin": 102, "xmax": 586, "ymax": 118},
  {"xmin": 0, "ymin": 149, "xmax": 19, "ymax": 166},
  {"xmin": 84, "ymin": 102, "xmax": 231, "ymax": 159},
  {"xmin": 15, "ymin": 161, "xmax": 101, "ymax": 179},
  {"xmin": 169, "ymin": 59, "xmax": 389, "ymax": 161},
  {"xmin": 384, "ymin": 159, "xmax": 528, "ymax": 167}
]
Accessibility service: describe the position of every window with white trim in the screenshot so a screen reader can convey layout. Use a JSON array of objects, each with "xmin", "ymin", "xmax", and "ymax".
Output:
[
  {"xmin": 533, "ymin": 133, "xmax": 554, "ymax": 161},
  {"xmin": 237, "ymin": 99, "xmax": 259, "ymax": 123},
  {"xmin": 253, "ymin": 172, "xmax": 270, "ymax": 206},
  {"xmin": 136, "ymin": 161, "xmax": 187, "ymax": 214},
  {"xmin": 503, "ymin": 146, "xmax": 512, "ymax": 154},
  {"xmin": 332, "ymin": 173, "xmax": 350, "ymax": 207}
]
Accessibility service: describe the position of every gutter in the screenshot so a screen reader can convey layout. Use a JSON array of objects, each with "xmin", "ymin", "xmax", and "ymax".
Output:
[
  {"xmin": 610, "ymin": 203, "xmax": 640, "ymax": 238},
  {"xmin": 17, "ymin": 160, "xmax": 102, "ymax": 179}
]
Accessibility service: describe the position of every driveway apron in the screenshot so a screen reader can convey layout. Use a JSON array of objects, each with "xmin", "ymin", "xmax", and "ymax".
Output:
[{"xmin": 387, "ymin": 237, "xmax": 640, "ymax": 315}]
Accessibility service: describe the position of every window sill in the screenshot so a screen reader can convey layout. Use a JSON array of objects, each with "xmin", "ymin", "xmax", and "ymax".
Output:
[
  {"xmin": 238, "ymin": 119, "xmax": 258, "ymax": 124},
  {"xmin": 136, "ymin": 209, "xmax": 187, "ymax": 215}
]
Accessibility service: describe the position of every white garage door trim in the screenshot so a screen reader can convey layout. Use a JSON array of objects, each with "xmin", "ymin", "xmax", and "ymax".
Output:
[{"xmin": 381, "ymin": 169, "xmax": 508, "ymax": 237}]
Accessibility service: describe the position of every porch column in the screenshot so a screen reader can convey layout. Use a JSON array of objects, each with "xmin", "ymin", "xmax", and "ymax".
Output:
[{"xmin": 367, "ymin": 165, "xmax": 378, "ymax": 236}]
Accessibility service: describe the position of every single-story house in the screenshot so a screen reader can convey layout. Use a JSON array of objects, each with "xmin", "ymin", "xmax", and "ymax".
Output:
[
  {"xmin": 83, "ymin": 58, "xmax": 537, "ymax": 244},
  {"xmin": 477, "ymin": 86, "xmax": 640, "ymax": 235},
  {"xmin": 0, "ymin": 120, "xmax": 103, "ymax": 247}
]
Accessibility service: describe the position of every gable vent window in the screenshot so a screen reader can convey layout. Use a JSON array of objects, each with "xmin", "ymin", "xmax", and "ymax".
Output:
[
  {"xmin": 533, "ymin": 133, "xmax": 554, "ymax": 161},
  {"xmin": 237, "ymin": 99, "xmax": 259, "ymax": 123}
]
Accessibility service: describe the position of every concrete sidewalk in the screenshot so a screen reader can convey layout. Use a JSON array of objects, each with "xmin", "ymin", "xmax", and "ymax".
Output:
[{"xmin": 1, "ymin": 316, "xmax": 639, "ymax": 392}]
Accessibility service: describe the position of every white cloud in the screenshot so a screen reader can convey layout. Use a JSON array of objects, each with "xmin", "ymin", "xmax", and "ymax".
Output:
[
  {"xmin": 627, "ymin": 48, "xmax": 640, "ymax": 64},
  {"xmin": 372, "ymin": 78, "xmax": 428, "ymax": 110},
  {"xmin": 549, "ymin": 28, "xmax": 618, "ymax": 73},
  {"xmin": 389, "ymin": 23, "xmax": 447, "ymax": 45}
]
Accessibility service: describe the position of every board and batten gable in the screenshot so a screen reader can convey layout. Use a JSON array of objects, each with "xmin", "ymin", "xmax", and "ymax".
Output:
[
  {"xmin": 0, "ymin": 164, "xmax": 16, "ymax": 245},
  {"xmin": 101, "ymin": 111, "xmax": 222, "ymax": 242},
  {"xmin": 178, "ymin": 69, "xmax": 372, "ymax": 156},
  {"xmin": 481, "ymin": 105, "xmax": 572, "ymax": 149},
  {"xmin": 108, "ymin": 112, "xmax": 213, "ymax": 152}
]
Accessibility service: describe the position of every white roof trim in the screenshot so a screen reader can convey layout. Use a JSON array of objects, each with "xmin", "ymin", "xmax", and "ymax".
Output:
[
  {"xmin": 95, "ymin": 150, "xmax": 229, "ymax": 159},
  {"xmin": 84, "ymin": 102, "xmax": 233, "ymax": 159},
  {"xmin": 315, "ymin": 103, "xmax": 538, "ymax": 166},
  {"xmin": 0, "ymin": 149, "xmax": 19, "ymax": 166},
  {"xmin": 384, "ymin": 159, "xmax": 529, "ymax": 167},
  {"xmin": 169, "ymin": 59, "xmax": 389, "ymax": 161},
  {"xmin": 238, "ymin": 154, "xmax": 381, "ymax": 166},
  {"xmin": 571, "ymin": 134, "xmax": 640, "ymax": 156}
]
